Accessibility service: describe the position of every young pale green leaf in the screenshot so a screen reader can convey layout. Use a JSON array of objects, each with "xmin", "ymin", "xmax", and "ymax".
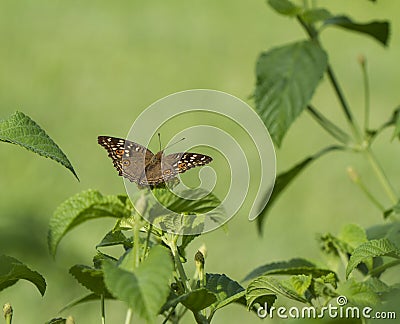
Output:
[
  {"xmin": 257, "ymin": 146, "xmax": 342, "ymax": 232},
  {"xmin": 346, "ymin": 239, "xmax": 400, "ymax": 278},
  {"xmin": 323, "ymin": 16, "xmax": 389, "ymax": 46},
  {"xmin": 254, "ymin": 40, "xmax": 327, "ymax": 146},
  {"xmin": 205, "ymin": 273, "xmax": 246, "ymax": 312},
  {"xmin": 319, "ymin": 232, "xmax": 352, "ymax": 256},
  {"xmin": 336, "ymin": 278, "xmax": 380, "ymax": 307},
  {"xmin": 102, "ymin": 245, "xmax": 173, "ymax": 322},
  {"xmin": 340, "ymin": 224, "xmax": 373, "ymax": 270},
  {"xmin": 290, "ymin": 274, "xmax": 312, "ymax": 296},
  {"xmin": 0, "ymin": 111, "xmax": 78, "ymax": 179},
  {"xmin": 267, "ymin": 0, "xmax": 302, "ymax": 16},
  {"xmin": 339, "ymin": 224, "xmax": 369, "ymax": 250},
  {"xmin": 243, "ymin": 258, "xmax": 336, "ymax": 283},
  {"xmin": 0, "ymin": 255, "xmax": 46, "ymax": 296},
  {"xmin": 48, "ymin": 190, "xmax": 132, "ymax": 257},
  {"xmin": 69, "ymin": 265, "xmax": 109, "ymax": 296}
]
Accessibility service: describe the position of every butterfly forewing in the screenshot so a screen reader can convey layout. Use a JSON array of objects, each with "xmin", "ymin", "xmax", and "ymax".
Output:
[{"xmin": 98, "ymin": 136, "xmax": 212, "ymax": 186}]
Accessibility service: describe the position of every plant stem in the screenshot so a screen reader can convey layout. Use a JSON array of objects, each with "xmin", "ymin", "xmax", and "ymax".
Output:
[
  {"xmin": 164, "ymin": 233, "xmax": 191, "ymax": 293},
  {"xmin": 364, "ymin": 148, "xmax": 398, "ymax": 204},
  {"xmin": 326, "ymin": 66, "xmax": 363, "ymax": 142},
  {"xmin": 359, "ymin": 56, "xmax": 370, "ymax": 133},
  {"xmin": 143, "ymin": 223, "xmax": 153, "ymax": 259},
  {"xmin": 347, "ymin": 167, "xmax": 385, "ymax": 211},
  {"xmin": 101, "ymin": 294, "xmax": 105, "ymax": 324},
  {"xmin": 124, "ymin": 308, "xmax": 133, "ymax": 324},
  {"xmin": 307, "ymin": 105, "xmax": 351, "ymax": 144}
]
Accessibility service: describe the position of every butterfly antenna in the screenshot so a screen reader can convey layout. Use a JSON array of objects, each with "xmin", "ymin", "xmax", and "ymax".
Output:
[
  {"xmin": 158, "ymin": 133, "xmax": 162, "ymax": 151},
  {"xmin": 164, "ymin": 137, "xmax": 186, "ymax": 151}
]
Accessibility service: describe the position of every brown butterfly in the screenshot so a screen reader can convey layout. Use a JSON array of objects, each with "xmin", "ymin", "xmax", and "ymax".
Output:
[{"xmin": 98, "ymin": 136, "xmax": 212, "ymax": 186}]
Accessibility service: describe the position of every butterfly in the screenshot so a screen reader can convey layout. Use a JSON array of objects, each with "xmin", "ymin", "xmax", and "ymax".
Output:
[{"xmin": 98, "ymin": 136, "xmax": 213, "ymax": 186}]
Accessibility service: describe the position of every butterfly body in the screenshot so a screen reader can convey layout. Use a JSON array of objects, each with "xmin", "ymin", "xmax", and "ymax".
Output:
[{"xmin": 98, "ymin": 136, "xmax": 212, "ymax": 186}]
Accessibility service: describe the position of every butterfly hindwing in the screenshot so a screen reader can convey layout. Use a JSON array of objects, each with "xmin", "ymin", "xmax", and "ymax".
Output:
[{"xmin": 164, "ymin": 152, "xmax": 213, "ymax": 174}]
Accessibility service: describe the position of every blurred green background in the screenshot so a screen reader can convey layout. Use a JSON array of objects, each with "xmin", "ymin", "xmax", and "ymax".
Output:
[{"xmin": 1, "ymin": 0, "xmax": 400, "ymax": 323}]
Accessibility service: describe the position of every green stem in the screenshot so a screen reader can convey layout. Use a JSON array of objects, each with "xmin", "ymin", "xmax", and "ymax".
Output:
[
  {"xmin": 101, "ymin": 294, "xmax": 105, "ymax": 324},
  {"xmin": 326, "ymin": 66, "xmax": 363, "ymax": 142},
  {"xmin": 172, "ymin": 240, "xmax": 191, "ymax": 293},
  {"xmin": 133, "ymin": 212, "xmax": 141, "ymax": 268},
  {"xmin": 360, "ymin": 56, "xmax": 370, "ymax": 133},
  {"xmin": 164, "ymin": 234, "xmax": 191, "ymax": 293},
  {"xmin": 143, "ymin": 223, "xmax": 153, "ymax": 259},
  {"xmin": 307, "ymin": 105, "xmax": 351, "ymax": 144},
  {"xmin": 347, "ymin": 167, "xmax": 385, "ymax": 211},
  {"xmin": 364, "ymin": 148, "xmax": 398, "ymax": 204},
  {"xmin": 124, "ymin": 308, "xmax": 133, "ymax": 324}
]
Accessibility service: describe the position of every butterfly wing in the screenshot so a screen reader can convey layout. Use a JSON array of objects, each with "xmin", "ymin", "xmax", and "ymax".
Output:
[
  {"xmin": 162, "ymin": 152, "xmax": 213, "ymax": 176},
  {"xmin": 97, "ymin": 136, "xmax": 154, "ymax": 183}
]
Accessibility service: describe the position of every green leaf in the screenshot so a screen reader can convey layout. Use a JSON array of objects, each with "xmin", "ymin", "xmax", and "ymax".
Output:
[
  {"xmin": 245, "ymin": 281, "xmax": 277, "ymax": 310},
  {"xmin": 301, "ymin": 8, "xmax": 332, "ymax": 24},
  {"xmin": 346, "ymin": 239, "xmax": 400, "ymax": 278},
  {"xmin": 0, "ymin": 111, "xmax": 78, "ymax": 179},
  {"xmin": 336, "ymin": 278, "xmax": 380, "ymax": 307},
  {"xmin": 102, "ymin": 245, "xmax": 174, "ymax": 322},
  {"xmin": 254, "ymin": 40, "xmax": 327, "ymax": 146},
  {"xmin": 340, "ymin": 224, "xmax": 372, "ymax": 270},
  {"xmin": 205, "ymin": 273, "xmax": 246, "ymax": 312},
  {"xmin": 69, "ymin": 265, "xmax": 109, "ymax": 296},
  {"xmin": 247, "ymin": 275, "xmax": 309, "ymax": 304},
  {"xmin": 149, "ymin": 188, "xmax": 225, "ymax": 234},
  {"xmin": 367, "ymin": 221, "xmax": 400, "ymax": 248},
  {"xmin": 339, "ymin": 224, "xmax": 369, "ymax": 250},
  {"xmin": 323, "ymin": 16, "xmax": 390, "ymax": 46},
  {"xmin": 267, "ymin": 0, "xmax": 302, "ymax": 16},
  {"xmin": 290, "ymin": 274, "xmax": 312, "ymax": 296},
  {"xmin": 59, "ymin": 293, "xmax": 113, "ymax": 312},
  {"xmin": 243, "ymin": 258, "xmax": 336, "ymax": 282},
  {"xmin": 48, "ymin": 190, "xmax": 132, "ymax": 257},
  {"xmin": 151, "ymin": 188, "xmax": 222, "ymax": 215},
  {"xmin": 257, "ymin": 146, "xmax": 342, "ymax": 232},
  {"xmin": 96, "ymin": 230, "xmax": 132, "ymax": 250},
  {"xmin": 181, "ymin": 288, "xmax": 217, "ymax": 312},
  {"xmin": 178, "ymin": 234, "xmax": 199, "ymax": 261},
  {"xmin": 0, "ymin": 255, "xmax": 46, "ymax": 296},
  {"xmin": 384, "ymin": 199, "xmax": 400, "ymax": 219}
]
